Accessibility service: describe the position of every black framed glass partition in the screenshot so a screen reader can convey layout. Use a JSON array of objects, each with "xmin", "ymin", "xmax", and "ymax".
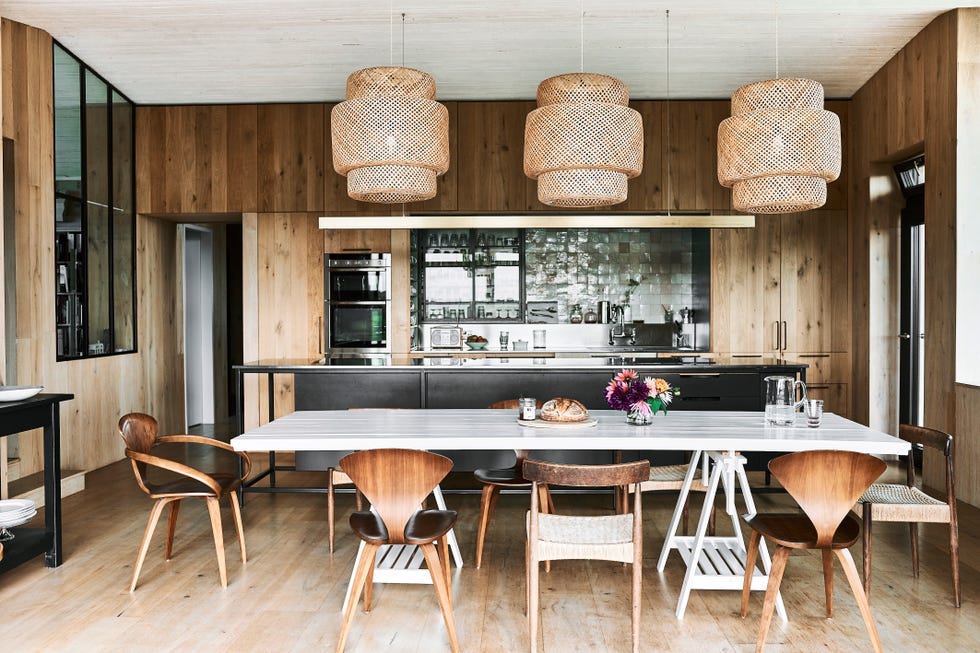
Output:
[{"xmin": 54, "ymin": 42, "xmax": 136, "ymax": 359}]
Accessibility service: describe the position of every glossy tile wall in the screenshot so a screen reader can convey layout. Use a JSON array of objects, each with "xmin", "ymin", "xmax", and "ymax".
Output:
[{"xmin": 524, "ymin": 228, "xmax": 697, "ymax": 323}]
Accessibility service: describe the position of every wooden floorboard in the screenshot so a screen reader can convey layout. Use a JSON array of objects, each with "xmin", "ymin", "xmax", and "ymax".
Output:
[{"xmin": 0, "ymin": 456, "xmax": 976, "ymax": 652}]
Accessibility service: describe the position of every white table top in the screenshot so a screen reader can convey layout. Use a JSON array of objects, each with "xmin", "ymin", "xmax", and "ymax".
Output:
[{"xmin": 231, "ymin": 410, "xmax": 910, "ymax": 456}]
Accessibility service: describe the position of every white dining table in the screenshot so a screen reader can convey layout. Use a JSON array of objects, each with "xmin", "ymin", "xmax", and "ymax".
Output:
[{"xmin": 232, "ymin": 409, "xmax": 909, "ymax": 618}]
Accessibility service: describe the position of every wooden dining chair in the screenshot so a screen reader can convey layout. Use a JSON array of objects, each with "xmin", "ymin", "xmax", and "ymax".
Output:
[
  {"xmin": 855, "ymin": 424, "xmax": 959, "ymax": 607},
  {"xmin": 741, "ymin": 450, "xmax": 886, "ymax": 653},
  {"xmin": 118, "ymin": 412, "xmax": 251, "ymax": 590},
  {"xmin": 473, "ymin": 399, "xmax": 553, "ymax": 569},
  {"xmin": 524, "ymin": 459, "xmax": 650, "ymax": 653},
  {"xmin": 337, "ymin": 448, "xmax": 460, "ymax": 653}
]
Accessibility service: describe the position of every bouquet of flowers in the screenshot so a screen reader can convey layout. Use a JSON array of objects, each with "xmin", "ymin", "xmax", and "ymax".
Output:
[{"xmin": 605, "ymin": 369, "xmax": 680, "ymax": 419}]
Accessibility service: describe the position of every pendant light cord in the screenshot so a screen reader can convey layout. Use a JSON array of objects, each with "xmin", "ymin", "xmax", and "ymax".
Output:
[
  {"xmin": 666, "ymin": 9, "xmax": 671, "ymax": 216},
  {"xmin": 774, "ymin": 0, "xmax": 779, "ymax": 78},
  {"xmin": 402, "ymin": 13, "xmax": 406, "ymax": 66},
  {"xmin": 388, "ymin": 0, "xmax": 393, "ymax": 66},
  {"xmin": 580, "ymin": 0, "xmax": 585, "ymax": 72}
]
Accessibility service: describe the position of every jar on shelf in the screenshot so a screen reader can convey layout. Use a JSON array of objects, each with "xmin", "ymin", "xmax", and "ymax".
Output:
[
  {"xmin": 584, "ymin": 309, "xmax": 598, "ymax": 323},
  {"xmin": 569, "ymin": 304, "xmax": 583, "ymax": 324}
]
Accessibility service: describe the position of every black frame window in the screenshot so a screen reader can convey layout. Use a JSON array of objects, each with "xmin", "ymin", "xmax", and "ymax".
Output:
[{"xmin": 54, "ymin": 42, "xmax": 136, "ymax": 360}]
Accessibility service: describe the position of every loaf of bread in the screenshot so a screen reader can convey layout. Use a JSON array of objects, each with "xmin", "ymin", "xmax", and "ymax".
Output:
[{"xmin": 539, "ymin": 397, "xmax": 589, "ymax": 422}]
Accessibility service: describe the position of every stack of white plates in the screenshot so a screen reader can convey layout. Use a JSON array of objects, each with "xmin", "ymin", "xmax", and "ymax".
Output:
[{"xmin": 0, "ymin": 499, "xmax": 38, "ymax": 529}]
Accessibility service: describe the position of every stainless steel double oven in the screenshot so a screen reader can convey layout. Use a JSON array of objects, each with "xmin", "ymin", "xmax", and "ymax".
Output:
[{"xmin": 324, "ymin": 253, "xmax": 391, "ymax": 354}]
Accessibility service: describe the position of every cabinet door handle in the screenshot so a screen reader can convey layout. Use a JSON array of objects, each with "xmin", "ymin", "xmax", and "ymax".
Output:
[
  {"xmin": 318, "ymin": 316, "xmax": 324, "ymax": 353},
  {"xmin": 782, "ymin": 321, "xmax": 788, "ymax": 351},
  {"xmin": 807, "ymin": 384, "xmax": 830, "ymax": 390},
  {"xmin": 798, "ymin": 354, "xmax": 830, "ymax": 358},
  {"xmin": 773, "ymin": 321, "xmax": 781, "ymax": 351},
  {"xmin": 678, "ymin": 373, "xmax": 722, "ymax": 378}
]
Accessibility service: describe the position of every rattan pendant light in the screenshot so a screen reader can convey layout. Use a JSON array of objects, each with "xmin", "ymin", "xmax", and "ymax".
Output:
[
  {"xmin": 523, "ymin": 5, "xmax": 643, "ymax": 207},
  {"xmin": 716, "ymin": 7, "xmax": 840, "ymax": 214},
  {"xmin": 330, "ymin": 13, "xmax": 449, "ymax": 204}
]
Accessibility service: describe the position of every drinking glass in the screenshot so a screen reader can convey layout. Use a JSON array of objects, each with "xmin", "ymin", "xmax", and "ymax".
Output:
[
  {"xmin": 805, "ymin": 399, "xmax": 824, "ymax": 428},
  {"xmin": 499, "ymin": 331, "xmax": 509, "ymax": 351}
]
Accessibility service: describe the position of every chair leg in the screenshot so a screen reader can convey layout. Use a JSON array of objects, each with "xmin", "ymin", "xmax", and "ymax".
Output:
[
  {"xmin": 130, "ymin": 498, "xmax": 170, "ymax": 592},
  {"xmin": 440, "ymin": 535, "xmax": 453, "ymax": 603},
  {"xmin": 835, "ymin": 548, "xmax": 883, "ymax": 653},
  {"xmin": 632, "ymin": 550, "xmax": 642, "ymax": 653},
  {"xmin": 328, "ymin": 469, "xmax": 336, "ymax": 555},
  {"xmin": 754, "ymin": 546, "xmax": 790, "ymax": 653},
  {"xmin": 909, "ymin": 522, "xmax": 920, "ymax": 577},
  {"xmin": 529, "ymin": 550, "xmax": 540, "ymax": 653},
  {"xmin": 364, "ymin": 553, "xmax": 375, "ymax": 612},
  {"xmin": 949, "ymin": 519, "xmax": 961, "ymax": 608},
  {"xmin": 741, "ymin": 530, "xmax": 762, "ymax": 617},
  {"xmin": 355, "ymin": 490, "xmax": 363, "ymax": 511},
  {"xmin": 336, "ymin": 543, "xmax": 378, "ymax": 653},
  {"xmin": 538, "ymin": 484, "xmax": 552, "ymax": 572},
  {"xmin": 420, "ymin": 542, "xmax": 461, "ymax": 653},
  {"xmin": 822, "ymin": 549, "xmax": 835, "ymax": 618},
  {"xmin": 165, "ymin": 499, "xmax": 181, "ymax": 560},
  {"xmin": 205, "ymin": 497, "xmax": 228, "ymax": 588},
  {"xmin": 475, "ymin": 484, "xmax": 499, "ymax": 569},
  {"xmin": 228, "ymin": 491, "xmax": 247, "ymax": 564},
  {"xmin": 863, "ymin": 502, "xmax": 873, "ymax": 599}
]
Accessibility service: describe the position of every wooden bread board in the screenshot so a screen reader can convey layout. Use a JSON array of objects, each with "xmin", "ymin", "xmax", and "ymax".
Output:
[{"xmin": 518, "ymin": 418, "xmax": 598, "ymax": 429}]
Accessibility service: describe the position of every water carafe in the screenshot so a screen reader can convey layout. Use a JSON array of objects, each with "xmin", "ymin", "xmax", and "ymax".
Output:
[{"xmin": 764, "ymin": 375, "xmax": 807, "ymax": 425}]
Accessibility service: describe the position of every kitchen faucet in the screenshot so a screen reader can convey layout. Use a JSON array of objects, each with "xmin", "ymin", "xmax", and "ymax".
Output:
[{"xmin": 608, "ymin": 304, "xmax": 636, "ymax": 346}]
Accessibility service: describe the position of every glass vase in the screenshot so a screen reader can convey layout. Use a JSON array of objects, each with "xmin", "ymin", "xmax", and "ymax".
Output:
[{"xmin": 626, "ymin": 407, "xmax": 654, "ymax": 425}]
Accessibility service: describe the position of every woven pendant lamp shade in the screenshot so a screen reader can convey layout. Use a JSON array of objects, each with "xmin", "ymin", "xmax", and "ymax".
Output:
[
  {"xmin": 717, "ymin": 78, "xmax": 841, "ymax": 214},
  {"xmin": 524, "ymin": 73, "xmax": 643, "ymax": 208},
  {"xmin": 331, "ymin": 66, "xmax": 449, "ymax": 204}
]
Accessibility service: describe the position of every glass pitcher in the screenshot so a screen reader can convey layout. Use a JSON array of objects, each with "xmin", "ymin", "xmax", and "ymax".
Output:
[{"xmin": 764, "ymin": 375, "xmax": 807, "ymax": 425}]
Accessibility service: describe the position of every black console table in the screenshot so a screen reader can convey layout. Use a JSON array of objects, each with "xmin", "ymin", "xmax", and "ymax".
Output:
[{"xmin": 0, "ymin": 393, "xmax": 73, "ymax": 572}]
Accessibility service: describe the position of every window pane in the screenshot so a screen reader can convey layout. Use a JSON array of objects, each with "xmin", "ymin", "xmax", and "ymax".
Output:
[
  {"xmin": 112, "ymin": 91, "xmax": 135, "ymax": 351},
  {"xmin": 85, "ymin": 70, "xmax": 110, "ymax": 352},
  {"xmin": 54, "ymin": 45, "xmax": 82, "ymax": 221}
]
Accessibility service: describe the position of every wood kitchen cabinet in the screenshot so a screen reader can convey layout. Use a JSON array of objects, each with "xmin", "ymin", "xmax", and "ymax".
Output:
[
  {"xmin": 457, "ymin": 101, "xmax": 532, "ymax": 212},
  {"xmin": 711, "ymin": 209, "xmax": 850, "ymax": 355}
]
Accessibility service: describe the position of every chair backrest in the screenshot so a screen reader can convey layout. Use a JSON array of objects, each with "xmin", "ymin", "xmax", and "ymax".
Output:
[
  {"xmin": 899, "ymin": 423, "xmax": 955, "ymax": 502},
  {"xmin": 523, "ymin": 459, "xmax": 650, "ymax": 488},
  {"xmin": 769, "ymin": 450, "xmax": 886, "ymax": 548},
  {"xmin": 119, "ymin": 412, "xmax": 159, "ymax": 454},
  {"xmin": 340, "ymin": 448, "xmax": 453, "ymax": 545}
]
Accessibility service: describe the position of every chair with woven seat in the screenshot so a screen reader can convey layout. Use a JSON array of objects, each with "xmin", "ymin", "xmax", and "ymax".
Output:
[
  {"xmin": 741, "ymin": 450, "xmax": 886, "ymax": 653},
  {"xmin": 118, "ymin": 412, "xmax": 251, "ymax": 590},
  {"xmin": 524, "ymin": 459, "xmax": 650, "ymax": 653},
  {"xmin": 473, "ymin": 399, "xmax": 552, "ymax": 569},
  {"xmin": 337, "ymin": 448, "xmax": 460, "ymax": 653},
  {"xmin": 855, "ymin": 424, "xmax": 959, "ymax": 607}
]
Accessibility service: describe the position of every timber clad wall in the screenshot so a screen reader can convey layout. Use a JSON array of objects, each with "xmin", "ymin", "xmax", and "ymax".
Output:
[
  {"xmin": 848, "ymin": 9, "xmax": 980, "ymax": 504},
  {"xmin": 1, "ymin": 19, "xmax": 183, "ymax": 477}
]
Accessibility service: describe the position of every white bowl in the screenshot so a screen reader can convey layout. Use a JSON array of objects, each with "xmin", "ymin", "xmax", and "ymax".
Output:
[{"xmin": 0, "ymin": 385, "xmax": 44, "ymax": 402}]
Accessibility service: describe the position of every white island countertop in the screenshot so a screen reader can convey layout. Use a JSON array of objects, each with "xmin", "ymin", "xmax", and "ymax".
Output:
[{"xmin": 232, "ymin": 409, "xmax": 909, "ymax": 456}]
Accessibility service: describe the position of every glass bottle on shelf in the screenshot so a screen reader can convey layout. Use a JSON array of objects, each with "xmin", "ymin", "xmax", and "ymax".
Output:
[{"xmin": 569, "ymin": 303, "xmax": 584, "ymax": 324}]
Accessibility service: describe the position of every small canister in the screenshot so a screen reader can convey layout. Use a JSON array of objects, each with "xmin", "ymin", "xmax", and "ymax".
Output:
[{"xmin": 519, "ymin": 397, "xmax": 537, "ymax": 421}]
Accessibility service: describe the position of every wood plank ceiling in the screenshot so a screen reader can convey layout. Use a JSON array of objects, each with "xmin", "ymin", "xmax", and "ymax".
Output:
[{"xmin": 0, "ymin": 0, "xmax": 969, "ymax": 104}]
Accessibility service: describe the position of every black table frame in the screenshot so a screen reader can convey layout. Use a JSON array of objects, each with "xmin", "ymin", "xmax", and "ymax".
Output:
[{"xmin": 0, "ymin": 393, "xmax": 73, "ymax": 572}]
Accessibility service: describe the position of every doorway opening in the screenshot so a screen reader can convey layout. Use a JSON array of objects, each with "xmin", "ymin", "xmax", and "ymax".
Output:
[
  {"xmin": 895, "ymin": 155, "xmax": 925, "ymax": 428},
  {"xmin": 183, "ymin": 225, "xmax": 215, "ymax": 428}
]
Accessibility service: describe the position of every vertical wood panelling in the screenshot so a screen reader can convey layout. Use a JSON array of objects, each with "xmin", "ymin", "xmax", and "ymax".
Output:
[
  {"xmin": 2, "ymin": 19, "xmax": 182, "ymax": 477},
  {"xmin": 256, "ymin": 104, "xmax": 324, "ymax": 212},
  {"xmin": 457, "ymin": 101, "xmax": 531, "ymax": 212},
  {"xmin": 241, "ymin": 212, "xmax": 260, "ymax": 430},
  {"xmin": 850, "ymin": 9, "xmax": 980, "ymax": 505}
]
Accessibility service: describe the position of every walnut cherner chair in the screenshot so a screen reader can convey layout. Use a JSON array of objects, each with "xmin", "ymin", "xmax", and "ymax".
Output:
[
  {"xmin": 337, "ymin": 448, "xmax": 460, "ymax": 653},
  {"xmin": 741, "ymin": 450, "xmax": 886, "ymax": 653},
  {"xmin": 524, "ymin": 459, "xmax": 650, "ymax": 653},
  {"xmin": 855, "ymin": 424, "xmax": 960, "ymax": 607},
  {"xmin": 118, "ymin": 412, "xmax": 251, "ymax": 590}
]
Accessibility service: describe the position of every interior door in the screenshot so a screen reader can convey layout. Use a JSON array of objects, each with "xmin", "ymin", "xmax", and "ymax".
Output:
[{"xmin": 899, "ymin": 195, "xmax": 925, "ymax": 426}]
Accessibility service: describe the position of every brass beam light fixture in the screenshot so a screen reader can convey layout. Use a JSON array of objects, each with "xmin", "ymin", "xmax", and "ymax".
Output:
[
  {"xmin": 330, "ymin": 13, "xmax": 449, "ymax": 204},
  {"xmin": 523, "ymin": 3, "xmax": 643, "ymax": 207}
]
